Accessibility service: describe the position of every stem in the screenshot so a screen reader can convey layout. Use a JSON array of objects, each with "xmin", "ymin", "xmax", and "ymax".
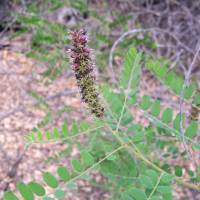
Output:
[
  {"xmin": 147, "ymin": 173, "xmax": 164, "ymax": 200},
  {"xmin": 105, "ymin": 123, "xmax": 200, "ymax": 192},
  {"xmin": 46, "ymin": 145, "xmax": 124, "ymax": 198}
]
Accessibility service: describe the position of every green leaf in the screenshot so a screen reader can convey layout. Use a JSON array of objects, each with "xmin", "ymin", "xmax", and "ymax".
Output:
[
  {"xmin": 185, "ymin": 121, "xmax": 198, "ymax": 138},
  {"xmin": 162, "ymin": 193, "xmax": 173, "ymax": 200},
  {"xmin": 66, "ymin": 182, "xmax": 78, "ymax": 190},
  {"xmin": 100, "ymin": 153, "xmax": 138, "ymax": 177},
  {"xmin": 37, "ymin": 130, "xmax": 43, "ymax": 141},
  {"xmin": 126, "ymin": 188, "xmax": 147, "ymax": 200},
  {"xmin": 173, "ymin": 113, "xmax": 184, "ymax": 130},
  {"xmin": 43, "ymin": 172, "xmax": 58, "ymax": 188},
  {"xmin": 45, "ymin": 131, "xmax": 52, "ymax": 140},
  {"xmin": 71, "ymin": 159, "xmax": 83, "ymax": 172},
  {"xmin": 100, "ymin": 160, "xmax": 118, "ymax": 175},
  {"xmin": 32, "ymin": 30, "xmax": 58, "ymax": 45},
  {"xmin": 127, "ymin": 124, "xmax": 142, "ymax": 133},
  {"xmin": 194, "ymin": 93, "xmax": 200, "ymax": 105},
  {"xmin": 106, "ymin": 154, "xmax": 117, "ymax": 161},
  {"xmin": 19, "ymin": 15, "xmax": 43, "ymax": 26},
  {"xmin": 43, "ymin": 197, "xmax": 54, "ymax": 200},
  {"xmin": 160, "ymin": 173, "xmax": 173, "ymax": 184},
  {"xmin": 121, "ymin": 112, "xmax": 133, "ymax": 125},
  {"xmin": 62, "ymin": 121, "xmax": 68, "ymax": 137},
  {"xmin": 187, "ymin": 170, "xmax": 195, "ymax": 177},
  {"xmin": 170, "ymin": 77, "xmax": 183, "ymax": 94},
  {"xmin": 156, "ymin": 66, "xmax": 167, "ymax": 78},
  {"xmin": 28, "ymin": 132, "xmax": 35, "ymax": 142},
  {"xmin": 57, "ymin": 166, "xmax": 70, "ymax": 181},
  {"xmin": 129, "ymin": 94, "xmax": 137, "ymax": 105},
  {"xmin": 175, "ymin": 165, "xmax": 183, "ymax": 177},
  {"xmin": 120, "ymin": 193, "xmax": 133, "ymax": 200},
  {"xmin": 120, "ymin": 48, "xmax": 142, "ymax": 95},
  {"xmin": 140, "ymin": 95, "xmax": 150, "ymax": 110},
  {"xmin": 102, "ymin": 143, "xmax": 114, "ymax": 153},
  {"xmin": 54, "ymin": 189, "xmax": 65, "ymax": 199},
  {"xmin": 28, "ymin": 182, "xmax": 45, "ymax": 196},
  {"xmin": 151, "ymin": 196, "xmax": 163, "ymax": 200},
  {"xmin": 4, "ymin": 192, "xmax": 19, "ymax": 200},
  {"xmin": 184, "ymin": 83, "xmax": 196, "ymax": 99},
  {"xmin": 164, "ymin": 72, "xmax": 174, "ymax": 87},
  {"xmin": 145, "ymin": 170, "xmax": 159, "ymax": 185},
  {"xmin": 192, "ymin": 142, "xmax": 200, "ymax": 150},
  {"xmin": 161, "ymin": 108, "xmax": 173, "ymax": 124},
  {"xmin": 79, "ymin": 122, "xmax": 89, "ymax": 131},
  {"xmin": 120, "ymin": 155, "xmax": 138, "ymax": 177},
  {"xmin": 16, "ymin": 182, "xmax": 34, "ymax": 200},
  {"xmin": 151, "ymin": 100, "xmax": 161, "ymax": 117},
  {"xmin": 71, "ymin": 123, "xmax": 79, "ymax": 135},
  {"xmin": 157, "ymin": 186, "xmax": 171, "ymax": 194},
  {"xmin": 53, "ymin": 128, "xmax": 60, "ymax": 139},
  {"xmin": 139, "ymin": 175, "xmax": 154, "ymax": 189},
  {"xmin": 101, "ymin": 84, "xmax": 124, "ymax": 117},
  {"xmin": 81, "ymin": 151, "xmax": 94, "ymax": 167},
  {"xmin": 132, "ymin": 131, "xmax": 145, "ymax": 143}
]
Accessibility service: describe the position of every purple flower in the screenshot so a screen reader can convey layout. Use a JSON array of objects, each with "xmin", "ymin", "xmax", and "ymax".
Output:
[{"xmin": 69, "ymin": 29, "xmax": 104, "ymax": 118}]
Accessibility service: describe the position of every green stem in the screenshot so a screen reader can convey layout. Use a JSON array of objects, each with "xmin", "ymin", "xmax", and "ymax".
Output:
[
  {"xmin": 105, "ymin": 123, "xmax": 200, "ymax": 192},
  {"xmin": 147, "ymin": 173, "xmax": 164, "ymax": 200},
  {"xmin": 46, "ymin": 145, "xmax": 124, "ymax": 198}
]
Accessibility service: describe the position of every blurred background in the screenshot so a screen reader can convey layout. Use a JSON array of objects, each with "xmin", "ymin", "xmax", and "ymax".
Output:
[{"xmin": 0, "ymin": 0, "xmax": 200, "ymax": 199}]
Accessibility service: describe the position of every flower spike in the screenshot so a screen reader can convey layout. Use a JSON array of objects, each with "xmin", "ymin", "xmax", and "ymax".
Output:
[{"xmin": 69, "ymin": 29, "xmax": 104, "ymax": 118}]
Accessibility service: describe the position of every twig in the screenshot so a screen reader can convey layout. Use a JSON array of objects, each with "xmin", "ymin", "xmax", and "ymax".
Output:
[
  {"xmin": 0, "ymin": 15, "xmax": 18, "ymax": 39},
  {"xmin": 179, "ymin": 41, "xmax": 200, "ymax": 169},
  {"xmin": 108, "ymin": 27, "xmax": 194, "ymax": 83}
]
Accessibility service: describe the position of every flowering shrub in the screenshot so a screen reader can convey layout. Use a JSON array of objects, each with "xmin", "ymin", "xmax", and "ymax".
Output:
[{"xmin": 3, "ymin": 29, "xmax": 200, "ymax": 200}]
